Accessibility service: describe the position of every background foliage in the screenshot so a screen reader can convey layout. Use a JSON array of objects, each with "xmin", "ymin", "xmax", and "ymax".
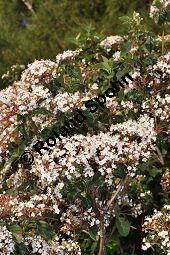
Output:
[{"xmin": 0, "ymin": 0, "xmax": 161, "ymax": 89}]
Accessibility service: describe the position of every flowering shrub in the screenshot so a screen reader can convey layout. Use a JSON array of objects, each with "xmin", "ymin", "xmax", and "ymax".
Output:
[{"xmin": 0, "ymin": 5, "xmax": 169, "ymax": 255}]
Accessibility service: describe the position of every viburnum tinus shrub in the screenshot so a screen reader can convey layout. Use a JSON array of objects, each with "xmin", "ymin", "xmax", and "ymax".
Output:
[{"xmin": 0, "ymin": 7, "xmax": 170, "ymax": 255}]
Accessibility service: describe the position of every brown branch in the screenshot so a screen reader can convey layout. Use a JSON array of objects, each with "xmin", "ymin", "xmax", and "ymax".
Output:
[
  {"xmin": 90, "ymin": 173, "xmax": 131, "ymax": 254},
  {"xmin": 98, "ymin": 214, "xmax": 105, "ymax": 255},
  {"xmin": 162, "ymin": 25, "xmax": 165, "ymax": 55},
  {"xmin": 82, "ymin": 230, "xmax": 89, "ymax": 235},
  {"xmin": 107, "ymin": 174, "xmax": 130, "ymax": 209}
]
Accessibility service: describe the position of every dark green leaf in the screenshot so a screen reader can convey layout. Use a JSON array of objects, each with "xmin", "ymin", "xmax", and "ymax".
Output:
[
  {"xmin": 36, "ymin": 221, "xmax": 55, "ymax": 240},
  {"xmin": 88, "ymin": 226, "xmax": 99, "ymax": 241},
  {"xmin": 116, "ymin": 216, "xmax": 130, "ymax": 237}
]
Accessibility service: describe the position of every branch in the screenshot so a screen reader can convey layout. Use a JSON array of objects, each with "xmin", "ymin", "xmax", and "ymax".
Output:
[
  {"xmin": 21, "ymin": 0, "xmax": 35, "ymax": 14},
  {"xmin": 107, "ymin": 174, "xmax": 130, "ymax": 209},
  {"xmin": 98, "ymin": 214, "xmax": 105, "ymax": 255},
  {"xmin": 156, "ymin": 146, "xmax": 164, "ymax": 165}
]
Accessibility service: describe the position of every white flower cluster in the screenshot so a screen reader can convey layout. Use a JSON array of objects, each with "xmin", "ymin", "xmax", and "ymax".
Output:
[
  {"xmin": 100, "ymin": 36, "xmax": 124, "ymax": 51},
  {"xmin": 21, "ymin": 59, "xmax": 58, "ymax": 85},
  {"xmin": 160, "ymin": 0, "xmax": 170, "ymax": 8},
  {"xmin": 142, "ymin": 94, "xmax": 170, "ymax": 121},
  {"xmin": 150, "ymin": 4, "xmax": 160, "ymax": 20},
  {"xmin": 0, "ymin": 192, "xmax": 60, "ymax": 222},
  {"xmin": 110, "ymin": 114, "xmax": 157, "ymax": 161},
  {"xmin": 50, "ymin": 237, "xmax": 81, "ymax": 255},
  {"xmin": 124, "ymin": 69, "xmax": 141, "ymax": 91},
  {"xmin": 84, "ymin": 207, "xmax": 100, "ymax": 227},
  {"xmin": 0, "ymin": 226, "xmax": 15, "ymax": 255},
  {"xmin": 118, "ymin": 195, "xmax": 143, "ymax": 218},
  {"xmin": 129, "ymin": 46, "xmax": 138, "ymax": 53},
  {"xmin": 59, "ymin": 198, "xmax": 111, "ymax": 231},
  {"xmin": 1, "ymin": 64, "xmax": 25, "ymax": 80},
  {"xmin": 112, "ymin": 51, "xmax": 121, "ymax": 61},
  {"xmin": 161, "ymin": 168, "xmax": 170, "ymax": 190},
  {"xmin": 150, "ymin": 0, "xmax": 170, "ymax": 22},
  {"xmin": 23, "ymin": 235, "xmax": 81, "ymax": 255},
  {"xmin": 157, "ymin": 34, "xmax": 170, "ymax": 43},
  {"xmin": 105, "ymin": 96, "xmax": 118, "ymax": 110},
  {"xmin": 153, "ymin": 53, "xmax": 170, "ymax": 78},
  {"xmin": 56, "ymin": 49, "xmax": 81, "ymax": 65},
  {"xmin": 132, "ymin": 12, "xmax": 143, "ymax": 26},
  {"xmin": 53, "ymin": 91, "xmax": 86, "ymax": 112},
  {"xmin": 142, "ymin": 205, "xmax": 170, "ymax": 254},
  {"xmin": 120, "ymin": 100, "xmax": 134, "ymax": 110},
  {"xmin": 24, "ymin": 235, "xmax": 50, "ymax": 255},
  {"xmin": 30, "ymin": 114, "xmax": 156, "ymax": 191},
  {"xmin": 0, "ymin": 82, "xmax": 51, "ymax": 157}
]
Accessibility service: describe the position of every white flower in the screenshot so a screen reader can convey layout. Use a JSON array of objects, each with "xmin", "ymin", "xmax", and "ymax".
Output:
[
  {"xmin": 112, "ymin": 51, "xmax": 121, "ymax": 61},
  {"xmin": 53, "ymin": 205, "xmax": 60, "ymax": 214},
  {"xmin": 91, "ymin": 83, "xmax": 99, "ymax": 90}
]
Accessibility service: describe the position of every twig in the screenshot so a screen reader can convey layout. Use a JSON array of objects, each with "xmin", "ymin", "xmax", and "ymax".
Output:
[
  {"xmin": 98, "ymin": 214, "xmax": 105, "ymax": 255},
  {"xmin": 162, "ymin": 24, "xmax": 165, "ymax": 55},
  {"xmin": 106, "ymin": 174, "xmax": 130, "ymax": 209},
  {"xmin": 21, "ymin": 0, "xmax": 35, "ymax": 14},
  {"xmin": 82, "ymin": 230, "xmax": 89, "ymax": 235},
  {"xmin": 98, "ymin": 174, "xmax": 129, "ymax": 255},
  {"xmin": 156, "ymin": 146, "xmax": 164, "ymax": 165}
]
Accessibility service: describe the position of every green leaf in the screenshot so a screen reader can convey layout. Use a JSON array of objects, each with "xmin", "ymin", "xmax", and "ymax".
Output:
[
  {"xmin": 81, "ymin": 195, "xmax": 93, "ymax": 208},
  {"xmin": 165, "ymin": 11, "xmax": 170, "ymax": 22},
  {"xmin": 121, "ymin": 40, "xmax": 132, "ymax": 56},
  {"xmin": 9, "ymin": 225, "xmax": 23, "ymax": 243},
  {"xmin": 3, "ymin": 151, "xmax": 19, "ymax": 169},
  {"xmin": 107, "ymin": 240, "xmax": 119, "ymax": 252},
  {"xmin": 149, "ymin": 167, "xmax": 161, "ymax": 177},
  {"xmin": 36, "ymin": 221, "xmax": 55, "ymax": 240},
  {"xmin": 116, "ymin": 216, "xmax": 130, "ymax": 237},
  {"xmin": 95, "ymin": 57, "xmax": 113, "ymax": 74},
  {"xmin": 68, "ymin": 67, "xmax": 82, "ymax": 79},
  {"xmin": 117, "ymin": 88, "xmax": 125, "ymax": 103},
  {"xmin": 119, "ymin": 16, "xmax": 131, "ymax": 25},
  {"xmin": 116, "ymin": 67, "xmax": 130, "ymax": 81},
  {"xmin": 30, "ymin": 107, "xmax": 52, "ymax": 117},
  {"xmin": 114, "ymin": 164, "xmax": 126, "ymax": 178},
  {"xmin": 88, "ymin": 226, "xmax": 99, "ymax": 241},
  {"xmin": 16, "ymin": 242, "xmax": 28, "ymax": 255},
  {"xmin": 9, "ymin": 224, "xmax": 22, "ymax": 234},
  {"xmin": 65, "ymin": 184, "xmax": 80, "ymax": 200},
  {"xmin": 144, "ymin": 36, "xmax": 156, "ymax": 53},
  {"xmin": 84, "ymin": 110, "xmax": 95, "ymax": 127},
  {"xmin": 90, "ymin": 173, "xmax": 104, "ymax": 187}
]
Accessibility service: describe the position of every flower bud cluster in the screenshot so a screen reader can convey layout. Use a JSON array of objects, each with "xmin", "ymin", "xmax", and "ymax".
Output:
[
  {"xmin": 142, "ymin": 205, "xmax": 170, "ymax": 254},
  {"xmin": 0, "ymin": 82, "xmax": 51, "ymax": 157},
  {"xmin": 142, "ymin": 94, "xmax": 170, "ymax": 121},
  {"xmin": 0, "ymin": 226, "xmax": 15, "ymax": 255},
  {"xmin": 21, "ymin": 60, "xmax": 58, "ymax": 85},
  {"xmin": 150, "ymin": 0, "xmax": 170, "ymax": 23},
  {"xmin": 161, "ymin": 168, "xmax": 170, "ymax": 190},
  {"xmin": 56, "ymin": 49, "xmax": 82, "ymax": 65},
  {"xmin": 100, "ymin": 36, "xmax": 124, "ymax": 51}
]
